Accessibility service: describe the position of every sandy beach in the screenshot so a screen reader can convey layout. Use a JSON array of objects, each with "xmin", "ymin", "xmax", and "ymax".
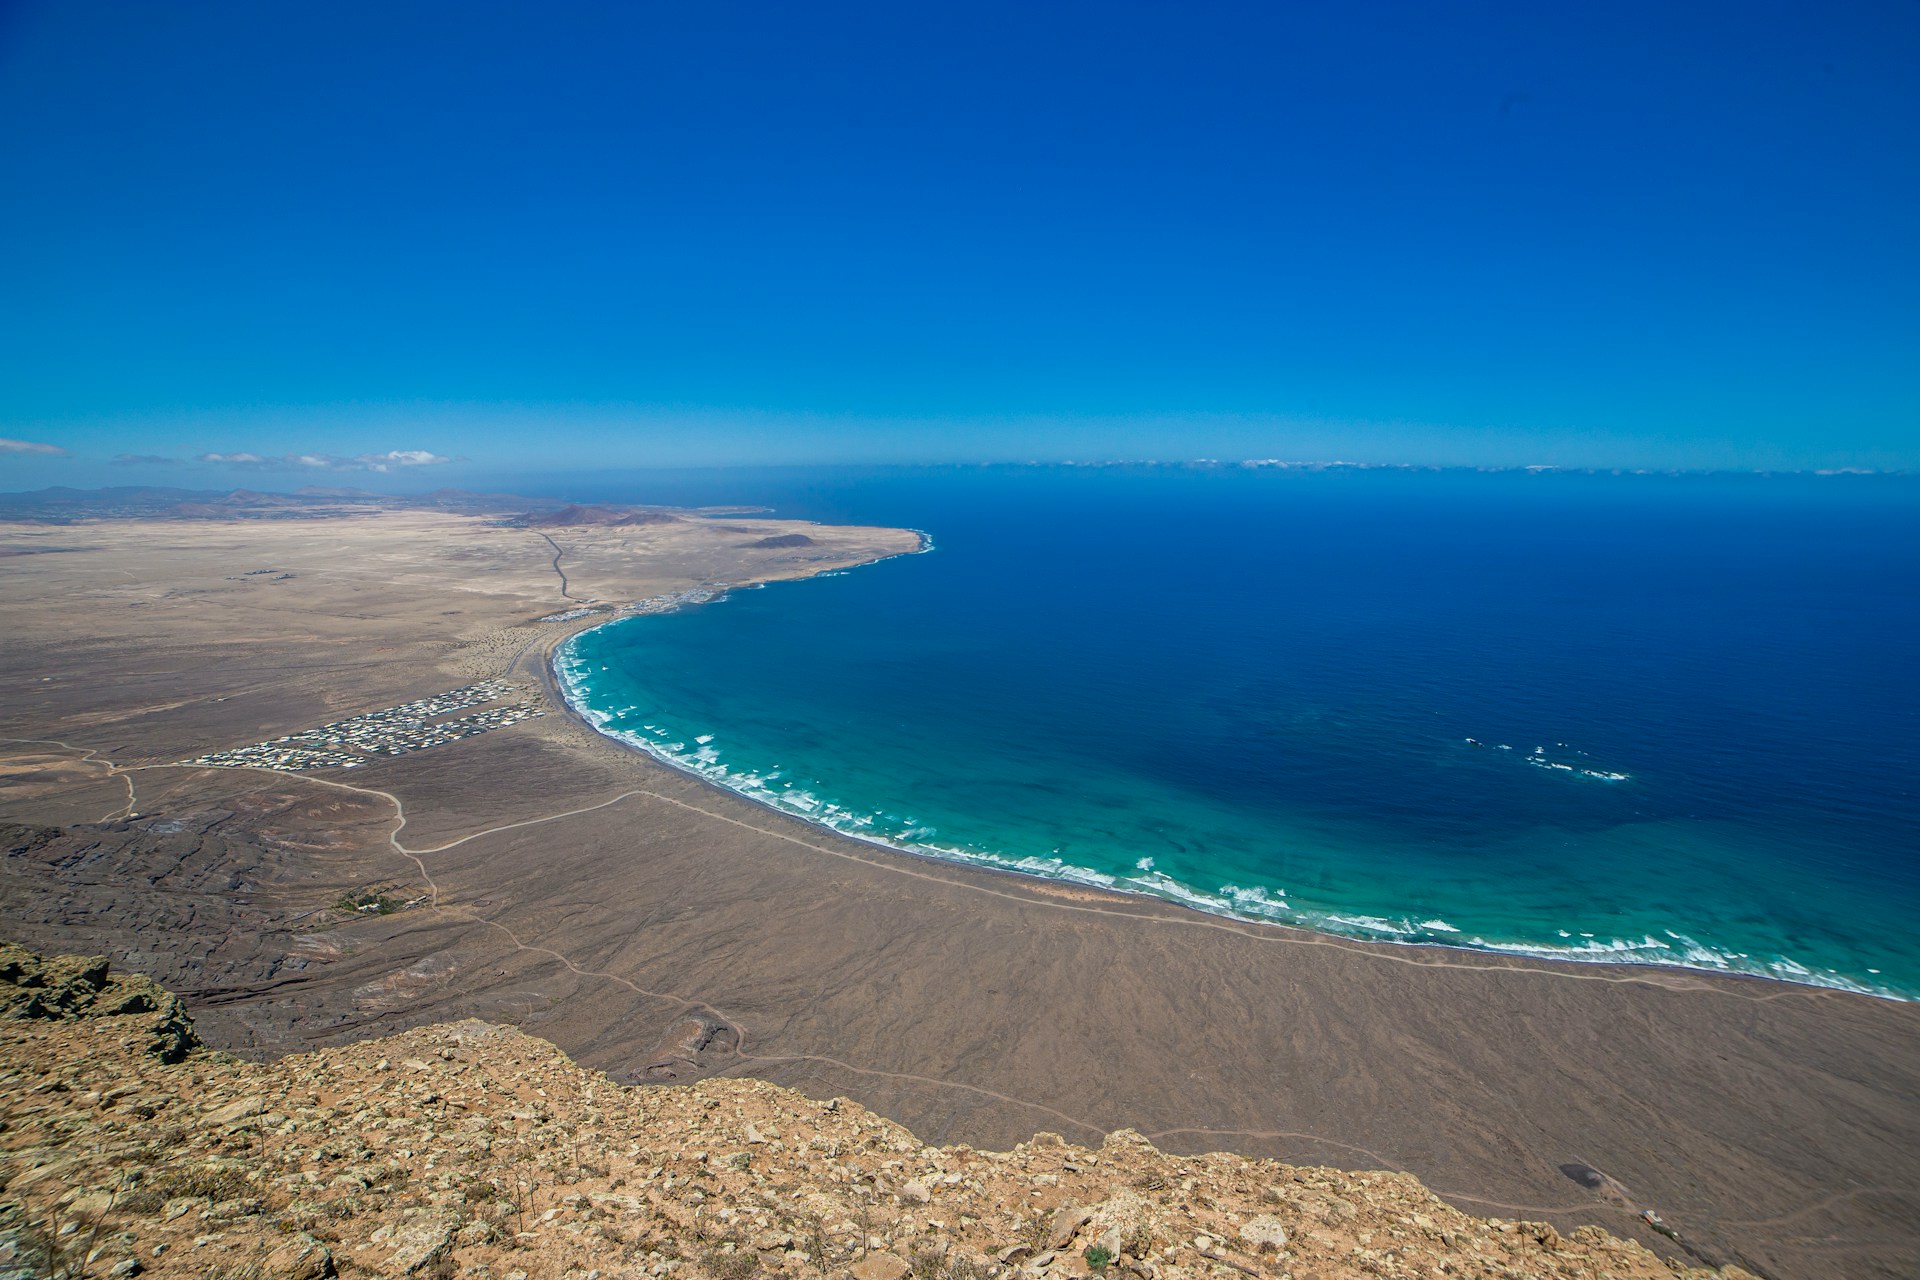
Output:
[{"xmin": 3, "ymin": 505, "xmax": 1917, "ymax": 1280}]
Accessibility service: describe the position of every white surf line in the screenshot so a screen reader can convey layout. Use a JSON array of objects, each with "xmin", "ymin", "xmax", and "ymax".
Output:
[
  {"xmin": 524, "ymin": 780, "xmax": 1823, "ymax": 1004},
  {"xmin": 17, "ymin": 731, "xmax": 1842, "ymax": 1006},
  {"xmin": 537, "ymin": 663, "xmax": 1870, "ymax": 1003},
  {"xmin": 0, "ymin": 731, "xmax": 1865, "ymax": 1005},
  {"xmin": 5, "ymin": 737, "xmax": 1878, "ymax": 1198},
  {"xmin": 22, "ymin": 732, "xmax": 1914, "ymax": 1263}
]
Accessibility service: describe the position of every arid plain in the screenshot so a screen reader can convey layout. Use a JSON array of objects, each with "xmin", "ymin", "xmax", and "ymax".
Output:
[{"xmin": 3, "ymin": 501, "xmax": 1917, "ymax": 1280}]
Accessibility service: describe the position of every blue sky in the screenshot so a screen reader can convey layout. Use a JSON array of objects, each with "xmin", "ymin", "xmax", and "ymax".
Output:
[{"xmin": 1, "ymin": 1, "xmax": 1915, "ymax": 486}]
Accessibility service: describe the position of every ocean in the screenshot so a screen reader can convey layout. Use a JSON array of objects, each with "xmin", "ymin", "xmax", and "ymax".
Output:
[{"xmin": 543, "ymin": 465, "xmax": 1920, "ymax": 998}]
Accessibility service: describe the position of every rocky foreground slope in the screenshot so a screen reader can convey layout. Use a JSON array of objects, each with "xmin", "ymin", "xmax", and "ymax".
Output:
[{"xmin": 0, "ymin": 946, "xmax": 1753, "ymax": 1280}]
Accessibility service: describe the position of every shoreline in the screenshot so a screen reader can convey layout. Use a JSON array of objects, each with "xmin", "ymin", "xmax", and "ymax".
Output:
[
  {"xmin": 4, "ymin": 504, "xmax": 1915, "ymax": 1279},
  {"xmin": 544, "ymin": 604, "xmax": 1907, "ymax": 1006}
]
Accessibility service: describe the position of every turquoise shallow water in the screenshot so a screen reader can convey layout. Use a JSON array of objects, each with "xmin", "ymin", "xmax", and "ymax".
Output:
[{"xmin": 551, "ymin": 467, "xmax": 1920, "ymax": 998}]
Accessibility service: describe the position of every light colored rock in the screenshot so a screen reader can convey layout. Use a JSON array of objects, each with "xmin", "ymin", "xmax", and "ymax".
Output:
[
  {"xmin": 850, "ymin": 1252, "xmax": 912, "ymax": 1280},
  {"xmin": 0, "ymin": 942, "xmax": 1743, "ymax": 1280},
  {"xmin": 385, "ymin": 1213, "xmax": 455, "ymax": 1274},
  {"xmin": 64, "ymin": 1189, "xmax": 114, "ymax": 1218},
  {"xmin": 201, "ymin": 1096, "xmax": 264, "ymax": 1127},
  {"xmin": 263, "ymin": 1232, "xmax": 335, "ymax": 1279},
  {"xmin": 1049, "ymin": 1205, "xmax": 1095, "ymax": 1249}
]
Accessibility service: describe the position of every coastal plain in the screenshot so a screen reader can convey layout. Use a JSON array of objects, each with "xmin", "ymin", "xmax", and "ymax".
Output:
[{"xmin": 3, "ymin": 504, "xmax": 1917, "ymax": 1280}]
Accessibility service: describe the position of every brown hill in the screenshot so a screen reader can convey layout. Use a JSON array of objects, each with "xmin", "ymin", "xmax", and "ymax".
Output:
[{"xmin": 0, "ymin": 945, "xmax": 1753, "ymax": 1280}]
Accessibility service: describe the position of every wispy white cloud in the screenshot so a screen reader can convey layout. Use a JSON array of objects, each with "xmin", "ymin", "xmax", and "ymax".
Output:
[
  {"xmin": 0, "ymin": 437, "xmax": 67, "ymax": 455},
  {"xmin": 112, "ymin": 453, "xmax": 186, "ymax": 466},
  {"xmin": 194, "ymin": 449, "xmax": 457, "ymax": 472},
  {"xmin": 362, "ymin": 449, "xmax": 452, "ymax": 469}
]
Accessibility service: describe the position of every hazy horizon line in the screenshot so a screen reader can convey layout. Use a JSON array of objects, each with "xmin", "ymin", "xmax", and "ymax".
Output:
[{"xmin": 6, "ymin": 457, "xmax": 1918, "ymax": 503}]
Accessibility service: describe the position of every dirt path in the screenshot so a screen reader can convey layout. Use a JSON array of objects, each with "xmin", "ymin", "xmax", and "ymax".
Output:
[{"xmin": 537, "ymin": 531, "xmax": 585, "ymax": 603}]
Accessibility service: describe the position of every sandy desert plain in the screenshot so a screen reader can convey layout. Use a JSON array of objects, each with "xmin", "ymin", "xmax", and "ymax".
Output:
[{"xmin": 2, "ymin": 497, "xmax": 1917, "ymax": 1280}]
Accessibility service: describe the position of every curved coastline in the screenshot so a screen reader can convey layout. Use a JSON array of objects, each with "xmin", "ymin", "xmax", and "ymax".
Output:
[{"xmin": 548, "ymin": 591, "xmax": 1906, "ymax": 1004}]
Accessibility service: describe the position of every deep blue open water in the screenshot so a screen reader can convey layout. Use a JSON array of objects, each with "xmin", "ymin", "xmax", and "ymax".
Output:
[{"xmin": 544, "ymin": 466, "xmax": 1920, "ymax": 998}]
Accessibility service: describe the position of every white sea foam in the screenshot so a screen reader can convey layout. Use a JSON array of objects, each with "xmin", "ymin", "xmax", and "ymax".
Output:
[
  {"xmin": 556, "ymin": 633, "xmax": 1904, "ymax": 1002},
  {"xmin": 1503, "ymin": 739, "xmax": 1632, "ymax": 782},
  {"xmin": 1326, "ymin": 914, "xmax": 1419, "ymax": 936},
  {"xmin": 1222, "ymin": 885, "xmax": 1293, "ymax": 916}
]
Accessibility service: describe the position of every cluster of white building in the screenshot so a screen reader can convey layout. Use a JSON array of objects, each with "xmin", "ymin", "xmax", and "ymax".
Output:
[
  {"xmin": 181, "ymin": 680, "xmax": 546, "ymax": 773},
  {"xmin": 625, "ymin": 586, "xmax": 726, "ymax": 615}
]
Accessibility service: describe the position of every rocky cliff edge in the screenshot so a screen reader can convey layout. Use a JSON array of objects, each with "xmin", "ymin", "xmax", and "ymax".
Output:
[{"xmin": 0, "ymin": 945, "xmax": 1754, "ymax": 1280}]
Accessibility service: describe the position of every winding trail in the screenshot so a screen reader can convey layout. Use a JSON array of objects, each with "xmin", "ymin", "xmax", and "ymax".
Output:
[
  {"xmin": 355, "ymin": 771, "xmax": 1806, "ymax": 1003},
  {"xmin": 2, "ymin": 737, "xmax": 1838, "ymax": 1005},
  {"xmin": 1719, "ymin": 1185, "xmax": 1920, "ymax": 1230},
  {"xmin": 537, "ymin": 532, "xmax": 586, "ymax": 604},
  {"xmin": 461, "ymin": 912, "xmax": 1109, "ymax": 1135},
  {"xmin": 6, "ymin": 731, "xmax": 1906, "ymax": 1250},
  {"xmin": 0, "ymin": 735, "xmax": 136, "ymax": 822}
]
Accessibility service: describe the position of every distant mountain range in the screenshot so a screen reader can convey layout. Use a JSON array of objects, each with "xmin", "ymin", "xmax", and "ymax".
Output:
[{"xmin": 0, "ymin": 486, "xmax": 688, "ymax": 525}]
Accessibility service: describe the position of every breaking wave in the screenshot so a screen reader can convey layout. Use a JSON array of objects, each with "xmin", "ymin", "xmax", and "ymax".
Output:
[{"xmin": 556, "ymin": 631, "xmax": 1903, "ymax": 1002}]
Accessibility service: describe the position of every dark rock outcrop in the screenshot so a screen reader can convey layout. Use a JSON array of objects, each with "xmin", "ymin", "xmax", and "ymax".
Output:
[{"xmin": 0, "ymin": 941, "xmax": 199, "ymax": 1062}]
